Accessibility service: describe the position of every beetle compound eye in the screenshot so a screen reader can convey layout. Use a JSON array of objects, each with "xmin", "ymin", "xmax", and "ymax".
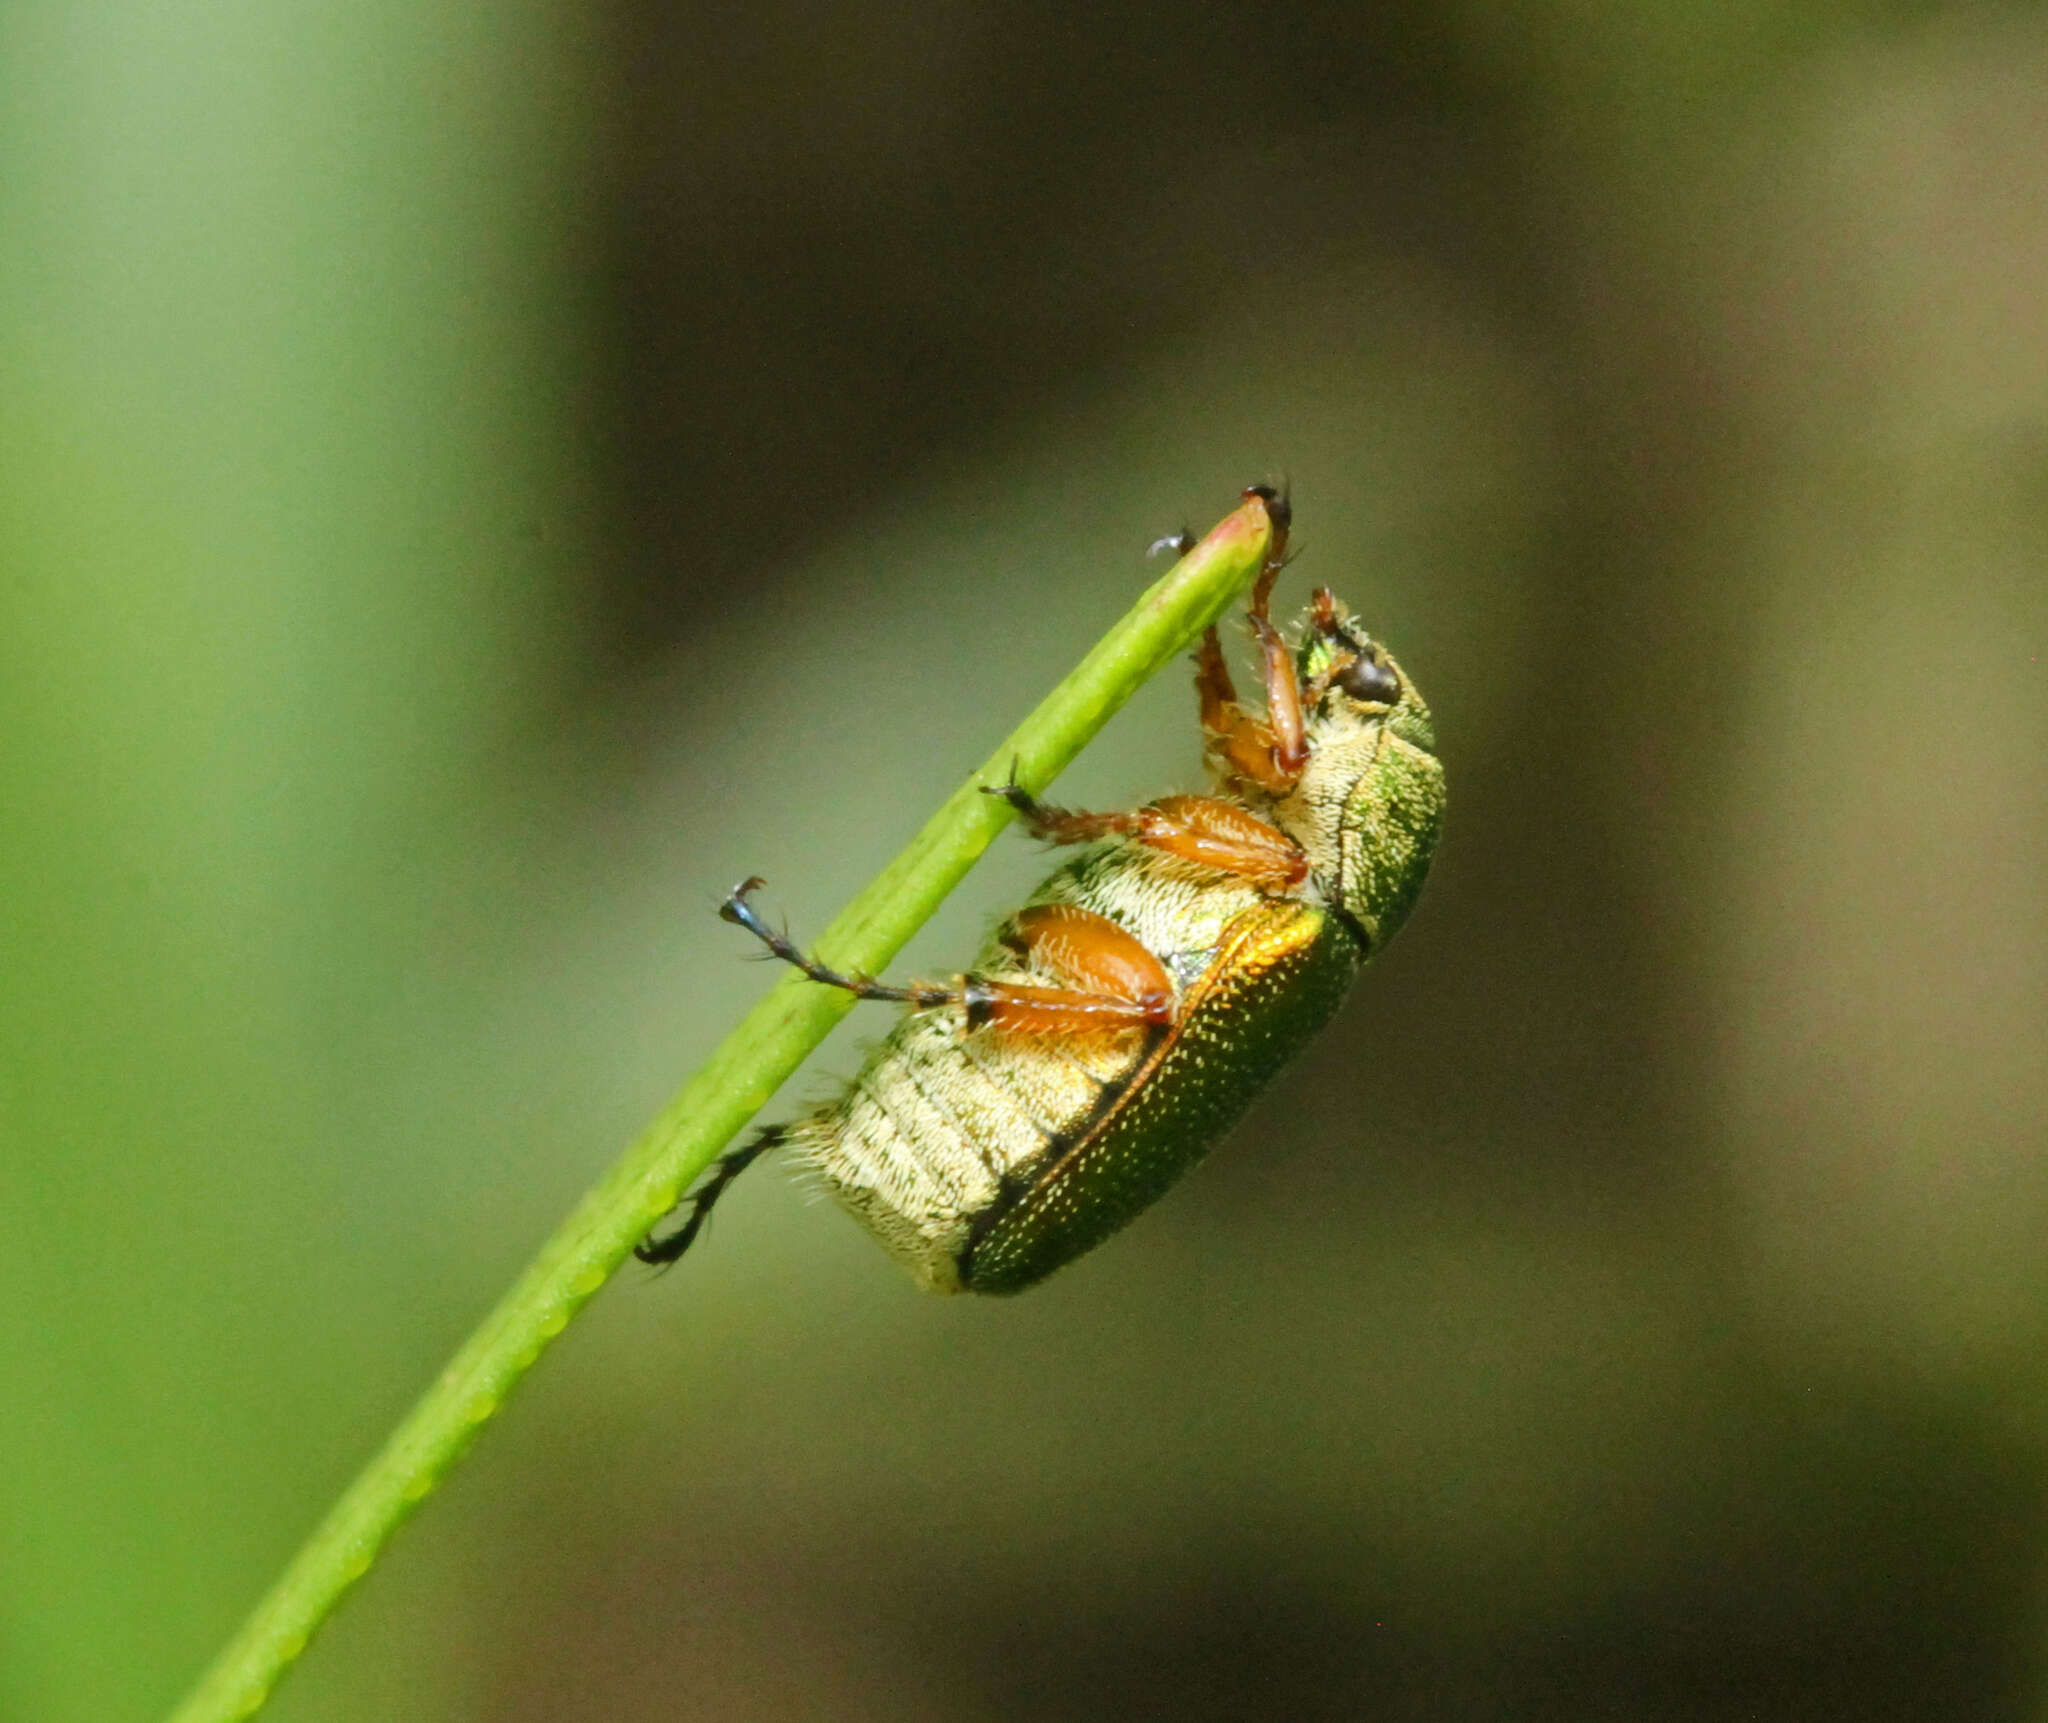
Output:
[{"xmin": 1336, "ymin": 651, "xmax": 1402, "ymax": 706}]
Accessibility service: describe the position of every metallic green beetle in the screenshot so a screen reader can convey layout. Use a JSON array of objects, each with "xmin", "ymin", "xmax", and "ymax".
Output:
[{"xmin": 638, "ymin": 487, "xmax": 1445, "ymax": 1293}]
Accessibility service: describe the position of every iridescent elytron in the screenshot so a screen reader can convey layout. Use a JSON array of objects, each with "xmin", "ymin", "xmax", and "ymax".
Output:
[{"xmin": 639, "ymin": 488, "xmax": 1445, "ymax": 1294}]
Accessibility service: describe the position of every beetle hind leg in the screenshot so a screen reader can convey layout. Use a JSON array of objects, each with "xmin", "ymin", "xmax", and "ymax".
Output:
[
  {"xmin": 721, "ymin": 877, "xmax": 1166, "ymax": 1037},
  {"xmin": 975, "ymin": 904, "xmax": 1177, "ymax": 1038},
  {"xmin": 720, "ymin": 877, "xmax": 954, "ymax": 1008},
  {"xmin": 635, "ymin": 1125, "xmax": 785, "ymax": 1267}
]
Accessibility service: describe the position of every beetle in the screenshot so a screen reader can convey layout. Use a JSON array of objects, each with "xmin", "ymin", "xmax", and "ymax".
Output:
[{"xmin": 638, "ymin": 486, "xmax": 1445, "ymax": 1293}]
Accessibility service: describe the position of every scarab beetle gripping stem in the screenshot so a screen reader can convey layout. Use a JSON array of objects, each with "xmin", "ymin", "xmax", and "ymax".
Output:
[{"xmin": 639, "ymin": 486, "xmax": 1445, "ymax": 1293}]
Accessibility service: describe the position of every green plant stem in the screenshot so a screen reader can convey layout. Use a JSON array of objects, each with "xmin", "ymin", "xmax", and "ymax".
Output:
[{"xmin": 165, "ymin": 492, "xmax": 1278, "ymax": 1723}]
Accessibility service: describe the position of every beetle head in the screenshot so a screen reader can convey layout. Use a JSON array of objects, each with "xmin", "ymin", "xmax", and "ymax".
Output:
[{"xmin": 1284, "ymin": 602, "xmax": 1446, "ymax": 949}]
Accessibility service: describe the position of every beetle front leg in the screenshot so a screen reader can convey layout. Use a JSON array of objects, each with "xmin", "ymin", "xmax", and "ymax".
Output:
[
  {"xmin": 1232, "ymin": 536, "xmax": 1314, "ymax": 789},
  {"xmin": 1193, "ymin": 619, "xmax": 1309, "ymax": 798},
  {"xmin": 1194, "ymin": 624, "xmax": 1240, "ymax": 736}
]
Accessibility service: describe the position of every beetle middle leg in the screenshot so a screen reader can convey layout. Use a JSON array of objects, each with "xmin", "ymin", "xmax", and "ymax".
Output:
[{"xmin": 986, "ymin": 780, "xmax": 1306, "ymax": 892}]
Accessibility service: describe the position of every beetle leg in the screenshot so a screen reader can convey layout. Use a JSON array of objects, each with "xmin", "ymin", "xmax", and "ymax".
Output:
[
  {"xmin": 983, "ymin": 772, "xmax": 1131, "ymax": 845},
  {"xmin": 1193, "ymin": 535, "xmax": 1312, "ymax": 795},
  {"xmin": 1240, "ymin": 549, "xmax": 1311, "ymax": 788},
  {"xmin": 1200, "ymin": 682, "xmax": 1297, "ymax": 795},
  {"xmin": 720, "ymin": 877, "xmax": 956, "ymax": 1008},
  {"xmin": 1135, "ymin": 794, "xmax": 1309, "ymax": 889},
  {"xmin": 721, "ymin": 879, "xmax": 1166, "ymax": 1038},
  {"xmin": 1194, "ymin": 623, "xmax": 1239, "ymax": 732},
  {"xmin": 985, "ymin": 783, "xmax": 1307, "ymax": 892},
  {"xmin": 724, "ymin": 878, "xmax": 1172, "ymax": 1042},
  {"xmin": 635, "ymin": 1125, "xmax": 784, "ymax": 1267},
  {"xmin": 974, "ymin": 904, "xmax": 1176, "ymax": 1036}
]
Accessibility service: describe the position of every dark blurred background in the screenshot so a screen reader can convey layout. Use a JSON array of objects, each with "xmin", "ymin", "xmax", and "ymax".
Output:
[{"xmin": 6, "ymin": 3, "xmax": 2048, "ymax": 1719}]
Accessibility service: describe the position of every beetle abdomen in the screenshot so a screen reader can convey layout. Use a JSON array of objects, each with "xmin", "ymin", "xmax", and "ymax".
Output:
[
  {"xmin": 960, "ymin": 901, "xmax": 1363, "ymax": 1294},
  {"xmin": 792, "ymin": 843, "xmax": 1369, "ymax": 1294},
  {"xmin": 790, "ymin": 974, "xmax": 1154, "ymax": 1293}
]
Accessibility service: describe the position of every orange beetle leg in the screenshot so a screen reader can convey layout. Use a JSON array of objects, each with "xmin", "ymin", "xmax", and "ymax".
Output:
[
  {"xmin": 1197, "ymin": 631, "xmax": 1299, "ymax": 797},
  {"xmin": 983, "ymin": 776, "xmax": 1136, "ymax": 846},
  {"xmin": 1241, "ymin": 481, "xmax": 1292, "ymax": 610},
  {"xmin": 987, "ymin": 783, "xmax": 1305, "ymax": 891},
  {"xmin": 1195, "ymin": 624, "xmax": 1239, "ymax": 734},
  {"xmin": 1194, "ymin": 491, "xmax": 1312, "ymax": 796},
  {"xmin": 724, "ymin": 881, "xmax": 1175, "ymax": 1041},
  {"xmin": 1247, "ymin": 611, "xmax": 1309, "ymax": 783},
  {"xmin": 720, "ymin": 877, "xmax": 960, "ymax": 1006},
  {"xmin": 1203, "ymin": 700, "xmax": 1302, "ymax": 796},
  {"xmin": 1240, "ymin": 517, "xmax": 1308, "ymax": 783},
  {"xmin": 970, "ymin": 904, "xmax": 1175, "ymax": 1037},
  {"xmin": 1139, "ymin": 794, "xmax": 1309, "ymax": 891}
]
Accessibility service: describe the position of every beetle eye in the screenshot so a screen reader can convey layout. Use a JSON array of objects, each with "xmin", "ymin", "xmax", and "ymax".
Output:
[{"xmin": 1335, "ymin": 651, "xmax": 1401, "ymax": 706}]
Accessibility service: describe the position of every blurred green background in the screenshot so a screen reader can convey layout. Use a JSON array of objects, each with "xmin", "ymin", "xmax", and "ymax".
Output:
[{"xmin": 6, "ymin": 2, "xmax": 2048, "ymax": 1718}]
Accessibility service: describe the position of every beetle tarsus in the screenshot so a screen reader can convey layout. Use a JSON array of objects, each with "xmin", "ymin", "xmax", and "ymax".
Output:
[
  {"xmin": 636, "ymin": 1127, "xmax": 786, "ymax": 1268},
  {"xmin": 980, "ymin": 759, "xmax": 1035, "ymax": 817},
  {"xmin": 1242, "ymin": 480, "xmax": 1291, "ymax": 536},
  {"xmin": 981, "ymin": 769, "xmax": 1059, "ymax": 829},
  {"xmin": 721, "ymin": 878, "xmax": 951, "ymax": 1007},
  {"xmin": 986, "ymin": 780, "xmax": 1124, "ymax": 846}
]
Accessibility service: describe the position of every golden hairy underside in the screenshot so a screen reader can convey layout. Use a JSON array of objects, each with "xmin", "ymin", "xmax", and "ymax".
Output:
[
  {"xmin": 789, "ymin": 842, "xmax": 1364, "ymax": 1294},
  {"xmin": 961, "ymin": 893, "xmax": 1359, "ymax": 1292}
]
